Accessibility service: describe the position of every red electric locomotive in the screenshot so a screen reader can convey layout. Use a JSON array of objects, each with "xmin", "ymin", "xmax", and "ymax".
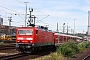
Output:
[{"xmin": 16, "ymin": 26, "xmax": 54, "ymax": 53}]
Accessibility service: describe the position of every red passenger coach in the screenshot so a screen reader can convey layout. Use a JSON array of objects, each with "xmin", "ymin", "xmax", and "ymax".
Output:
[
  {"xmin": 54, "ymin": 33, "xmax": 69, "ymax": 46},
  {"xmin": 54, "ymin": 33, "xmax": 81, "ymax": 46},
  {"xmin": 16, "ymin": 26, "xmax": 54, "ymax": 53}
]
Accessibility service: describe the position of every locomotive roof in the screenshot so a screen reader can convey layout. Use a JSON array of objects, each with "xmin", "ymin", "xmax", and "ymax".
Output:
[{"xmin": 16, "ymin": 27, "xmax": 52, "ymax": 32}]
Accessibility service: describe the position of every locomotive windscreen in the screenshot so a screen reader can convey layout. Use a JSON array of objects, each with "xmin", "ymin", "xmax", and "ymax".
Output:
[{"xmin": 18, "ymin": 30, "xmax": 33, "ymax": 35}]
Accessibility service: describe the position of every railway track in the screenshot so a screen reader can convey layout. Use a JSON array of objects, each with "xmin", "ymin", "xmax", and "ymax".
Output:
[
  {"xmin": 0, "ymin": 47, "xmax": 56, "ymax": 60},
  {"xmin": 0, "ymin": 51, "xmax": 53, "ymax": 60},
  {"xmin": 82, "ymin": 54, "xmax": 90, "ymax": 60},
  {"xmin": 0, "ymin": 45, "xmax": 15, "ymax": 50},
  {"xmin": 0, "ymin": 44, "xmax": 15, "ymax": 47},
  {"xmin": 0, "ymin": 53, "xmax": 28, "ymax": 60}
]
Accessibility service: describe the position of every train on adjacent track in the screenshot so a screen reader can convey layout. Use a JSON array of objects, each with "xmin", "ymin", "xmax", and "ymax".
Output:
[{"xmin": 16, "ymin": 26, "xmax": 82, "ymax": 53}]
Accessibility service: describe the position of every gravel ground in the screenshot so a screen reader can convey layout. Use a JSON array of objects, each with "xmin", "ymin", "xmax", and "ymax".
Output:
[
  {"xmin": 0, "ymin": 49, "xmax": 18, "ymax": 56},
  {"xmin": 0, "ymin": 49, "xmax": 17, "ymax": 53}
]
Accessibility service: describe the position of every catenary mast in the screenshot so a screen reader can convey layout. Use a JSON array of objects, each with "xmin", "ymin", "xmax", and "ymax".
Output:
[{"xmin": 88, "ymin": 11, "xmax": 90, "ymax": 36}]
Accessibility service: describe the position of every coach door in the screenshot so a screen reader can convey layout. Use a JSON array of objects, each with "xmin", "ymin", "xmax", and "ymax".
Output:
[{"xmin": 56, "ymin": 35, "xmax": 60, "ymax": 44}]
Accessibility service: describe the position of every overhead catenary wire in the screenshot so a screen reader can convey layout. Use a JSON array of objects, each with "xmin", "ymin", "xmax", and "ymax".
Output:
[
  {"xmin": 0, "ymin": 6, "xmax": 19, "ymax": 13},
  {"xmin": 15, "ymin": 0, "xmax": 25, "ymax": 5},
  {"xmin": 14, "ymin": 0, "xmax": 51, "ymax": 19},
  {"xmin": 15, "ymin": 0, "xmax": 48, "ymax": 14},
  {"xmin": 15, "ymin": 0, "xmax": 53, "ymax": 23},
  {"xmin": 0, "ymin": 5, "xmax": 26, "ymax": 15},
  {"xmin": 14, "ymin": 0, "xmax": 56, "ymax": 29},
  {"xmin": 0, "ymin": 4, "xmax": 27, "ymax": 20},
  {"xmin": 0, "ymin": 5, "xmax": 56, "ymax": 31},
  {"xmin": 0, "ymin": 0, "xmax": 53, "ymax": 27},
  {"xmin": 36, "ymin": 15, "xmax": 49, "ymax": 23},
  {"xmin": 15, "ymin": 14, "xmax": 25, "ymax": 20}
]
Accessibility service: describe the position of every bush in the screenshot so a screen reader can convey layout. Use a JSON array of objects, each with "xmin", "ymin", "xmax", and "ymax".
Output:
[
  {"xmin": 56, "ymin": 41, "xmax": 78, "ymax": 58},
  {"xmin": 67, "ymin": 41, "xmax": 79, "ymax": 53},
  {"xmin": 56, "ymin": 41, "xmax": 90, "ymax": 58},
  {"xmin": 78, "ymin": 41, "xmax": 89, "ymax": 52}
]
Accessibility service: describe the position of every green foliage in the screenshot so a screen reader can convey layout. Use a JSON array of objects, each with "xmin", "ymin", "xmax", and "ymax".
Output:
[
  {"xmin": 78, "ymin": 41, "xmax": 89, "ymax": 52},
  {"xmin": 57, "ymin": 41, "xmax": 90, "ymax": 57},
  {"xmin": 67, "ymin": 41, "xmax": 79, "ymax": 53},
  {"xmin": 57, "ymin": 41, "xmax": 90, "ymax": 58},
  {"xmin": 57, "ymin": 42, "xmax": 78, "ymax": 58}
]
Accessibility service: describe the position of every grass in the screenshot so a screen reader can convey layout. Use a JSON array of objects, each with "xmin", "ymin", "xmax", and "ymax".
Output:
[
  {"xmin": 31, "ymin": 52, "xmax": 65, "ymax": 60},
  {"xmin": 31, "ymin": 41, "xmax": 90, "ymax": 60}
]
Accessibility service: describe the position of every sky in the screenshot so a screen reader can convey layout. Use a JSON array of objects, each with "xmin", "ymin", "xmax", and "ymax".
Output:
[{"xmin": 0, "ymin": 0, "xmax": 90, "ymax": 34}]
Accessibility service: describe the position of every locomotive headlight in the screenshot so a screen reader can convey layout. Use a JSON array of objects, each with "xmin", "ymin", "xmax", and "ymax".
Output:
[
  {"xmin": 17, "ymin": 38, "xmax": 24, "ymax": 40},
  {"xmin": 18, "ymin": 41, "xmax": 20, "ymax": 42},
  {"xmin": 30, "ymin": 41, "xmax": 32, "ymax": 43}
]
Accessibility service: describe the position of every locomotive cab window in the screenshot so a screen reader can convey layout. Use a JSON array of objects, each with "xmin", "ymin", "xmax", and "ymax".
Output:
[
  {"xmin": 18, "ymin": 30, "xmax": 33, "ymax": 35},
  {"xmin": 36, "ymin": 30, "xmax": 38, "ymax": 35}
]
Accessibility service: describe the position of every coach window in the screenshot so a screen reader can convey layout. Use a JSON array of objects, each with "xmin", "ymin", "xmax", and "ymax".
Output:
[{"xmin": 36, "ymin": 30, "xmax": 38, "ymax": 35}]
